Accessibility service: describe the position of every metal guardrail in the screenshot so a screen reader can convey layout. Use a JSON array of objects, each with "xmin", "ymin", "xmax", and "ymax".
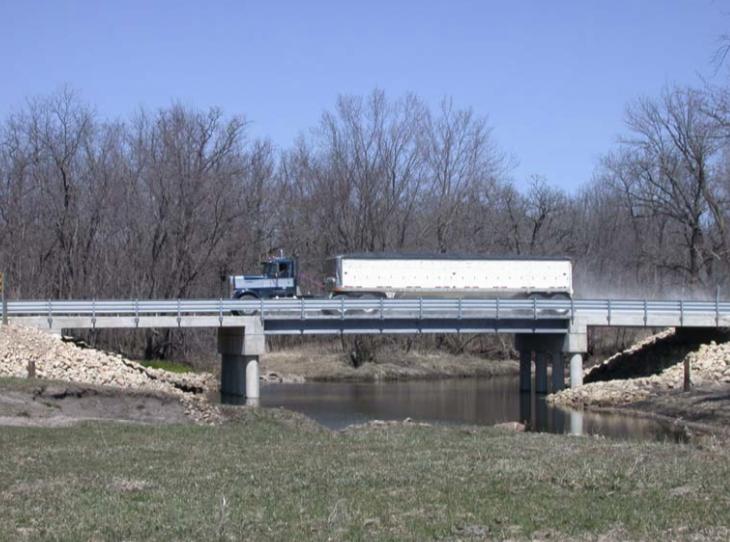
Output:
[{"xmin": 6, "ymin": 298, "xmax": 730, "ymax": 322}]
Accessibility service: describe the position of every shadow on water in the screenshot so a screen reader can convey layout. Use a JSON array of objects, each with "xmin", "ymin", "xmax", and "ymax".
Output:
[{"xmin": 220, "ymin": 376, "xmax": 687, "ymax": 443}]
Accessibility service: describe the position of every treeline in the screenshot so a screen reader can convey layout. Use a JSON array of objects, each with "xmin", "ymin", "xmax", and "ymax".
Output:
[{"xmin": 2, "ymin": 85, "xmax": 730, "ymax": 359}]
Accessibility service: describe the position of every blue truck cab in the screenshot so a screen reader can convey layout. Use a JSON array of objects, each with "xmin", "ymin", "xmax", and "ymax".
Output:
[{"xmin": 229, "ymin": 255, "xmax": 298, "ymax": 300}]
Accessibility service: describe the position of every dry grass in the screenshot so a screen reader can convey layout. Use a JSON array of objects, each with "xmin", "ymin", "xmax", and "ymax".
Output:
[{"xmin": 262, "ymin": 347, "xmax": 518, "ymax": 382}]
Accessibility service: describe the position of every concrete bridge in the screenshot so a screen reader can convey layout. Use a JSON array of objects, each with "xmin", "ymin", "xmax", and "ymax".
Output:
[{"xmin": 6, "ymin": 297, "xmax": 730, "ymax": 403}]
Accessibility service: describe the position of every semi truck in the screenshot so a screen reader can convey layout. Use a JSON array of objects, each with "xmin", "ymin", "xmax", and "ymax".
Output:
[{"xmin": 230, "ymin": 252, "xmax": 573, "ymax": 302}]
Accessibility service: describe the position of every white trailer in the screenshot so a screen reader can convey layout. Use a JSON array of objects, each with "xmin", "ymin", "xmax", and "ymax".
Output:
[{"xmin": 325, "ymin": 254, "xmax": 572, "ymax": 299}]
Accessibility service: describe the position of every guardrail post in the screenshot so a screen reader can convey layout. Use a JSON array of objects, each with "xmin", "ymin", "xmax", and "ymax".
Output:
[
  {"xmin": 418, "ymin": 297, "xmax": 423, "ymax": 334},
  {"xmin": 607, "ymin": 299, "xmax": 612, "ymax": 326},
  {"xmin": 716, "ymin": 288, "xmax": 720, "ymax": 328},
  {"xmin": 47, "ymin": 299, "xmax": 53, "ymax": 329},
  {"xmin": 679, "ymin": 299, "xmax": 684, "ymax": 327},
  {"xmin": 457, "ymin": 298, "xmax": 462, "ymax": 320},
  {"xmin": 219, "ymin": 298, "xmax": 224, "ymax": 326},
  {"xmin": 495, "ymin": 298, "xmax": 500, "ymax": 333},
  {"xmin": 379, "ymin": 297, "xmax": 384, "ymax": 334},
  {"xmin": 92, "ymin": 299, "xmax": 96, "ymax": 330},
  {"xmin": 570, "ymin": 297, "xmax": 575, "ymax": 325},
  {"xmin": 177, "ymin": 299, "xmax": 181, "ymax": 328},
  {"xmin": 643, "ymin": 299, "xmax": 648, "ymax": 327},
  {"xmin": 1, "ymin": 271, "xmax": 7, "ymax": 326},
  {"xmin": 134, "ymin": 299, "xmax": 139, "ymax": 328},
  {"xmin": 300, "ymin": 297, "xmax": 305, "ymax": 321}
]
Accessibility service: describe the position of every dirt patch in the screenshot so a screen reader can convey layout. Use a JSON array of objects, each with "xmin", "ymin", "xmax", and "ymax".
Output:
[{"xmin": 0, "ymin": 379, "xmax": 190, "ymax": 426}]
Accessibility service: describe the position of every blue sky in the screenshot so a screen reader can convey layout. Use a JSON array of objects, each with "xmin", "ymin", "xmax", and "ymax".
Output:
[{"xmin": 1, "ymin": 0, "xmax": 728, "ymax": 190}]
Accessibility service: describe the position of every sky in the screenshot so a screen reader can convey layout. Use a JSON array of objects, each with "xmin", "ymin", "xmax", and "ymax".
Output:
[{"xmin": 1, "ymin": 0, "xmax": 728, "ymax": 191}]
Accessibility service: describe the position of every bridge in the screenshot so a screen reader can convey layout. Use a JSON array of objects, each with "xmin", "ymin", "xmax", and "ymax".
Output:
[{"xmin": 5, "ymin": 297, "xmax": 730, "ymax": 403}]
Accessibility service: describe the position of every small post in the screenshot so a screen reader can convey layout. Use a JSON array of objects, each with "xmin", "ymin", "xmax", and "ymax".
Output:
[{"xmin": 684, "ymin": 357, "xmax": 691, "ymax": 391}]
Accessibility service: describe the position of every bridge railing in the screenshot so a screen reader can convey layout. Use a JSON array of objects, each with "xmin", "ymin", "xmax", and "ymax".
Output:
[{"xmin": 6, "ymin": 298, "xmax": 730, "ymax": 323}]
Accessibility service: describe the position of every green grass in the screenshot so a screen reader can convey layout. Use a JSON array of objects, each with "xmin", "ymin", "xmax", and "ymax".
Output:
[
  {"xmin": 139, "ymin": 359, "xmax": 194, "ymax": 373},
  {"xmin": 1, "ymin": 409, "xmax": 730, "ymax": 540}
]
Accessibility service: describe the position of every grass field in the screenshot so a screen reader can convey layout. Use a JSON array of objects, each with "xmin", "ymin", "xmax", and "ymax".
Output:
[{"xmin": 2, "ymin": 408, "xmax": 730, "ymax": 541}]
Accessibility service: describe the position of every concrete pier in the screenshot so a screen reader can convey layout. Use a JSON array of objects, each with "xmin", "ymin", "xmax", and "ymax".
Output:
[
  {"xmin": 535, "ymin": 352, "xmax": 548, "ymax": 394},
  {"xmin": 569, "ymin": 410, "xmax": 583, "ymax": 436},
  {"xmin": 519, "ymin": 350, "xmax": 532, "ymax": 392},
  {"xmin": 217, "ymin": 319, "xmax": 265, "ymax": 405},
  {"xmin": 570, "ymin": 353, "xmax": 583, "ymax": 388},
  {"xmin": 551, "ymin": 351, "xmax": 565, "ymax": 392}
]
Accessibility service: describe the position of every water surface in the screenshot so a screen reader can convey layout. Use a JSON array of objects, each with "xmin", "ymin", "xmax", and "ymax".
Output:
[{"xmin": 238, "ymin": 376, "xmax": 687, "ymax": 442}]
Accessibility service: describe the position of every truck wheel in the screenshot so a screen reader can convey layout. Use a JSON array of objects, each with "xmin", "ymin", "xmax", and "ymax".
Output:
[
  {"xmin": 234, "ymin": 293, "xmax": 259, "ymax": 316},
  {"xmin": 328, "ymin": 293, "xmax": 349, "ymax": 316},
  {"xmin": 358, "ymin": 293, "xmax": 379, "ymax": 315},
  {"xmin": 549, "ymin": 292, "xmax": 571, "ymax": 315}
]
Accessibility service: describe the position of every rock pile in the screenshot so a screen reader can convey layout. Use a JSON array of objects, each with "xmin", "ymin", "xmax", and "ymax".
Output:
[
  {"xmin": 0, "ymin": 325, "xmax": 220, "ymax": 423},
  {"xmin": 550, "ymin": 328, "xmax": 730, "ymax": 408}
]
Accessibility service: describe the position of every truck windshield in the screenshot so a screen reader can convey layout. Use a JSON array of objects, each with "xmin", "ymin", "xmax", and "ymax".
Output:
[{"xmin": 262, "ymin": 261, "xmax": 291, "ymax": 278}]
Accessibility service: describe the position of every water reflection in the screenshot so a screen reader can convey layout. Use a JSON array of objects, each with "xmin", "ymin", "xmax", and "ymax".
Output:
[{"xmin": 220, "ymin": 376, "xmax": 686, "ymax": 442}]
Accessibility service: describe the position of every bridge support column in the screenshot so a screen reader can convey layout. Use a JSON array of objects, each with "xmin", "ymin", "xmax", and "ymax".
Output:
[
  {"xmin": 551, "ymin": 351, "xmax": 565, "ymax": 392},
  {"xmin": 535, "ymin": 352, "xmax": 548, "ymax": 395},
  {"xmin": 570, "ymin": 354, "xmax": 583, "ymax": 388},
  {"xmin": 218, "ymin": 319, "xmax": 265, "ymax": 405},
  {"xmin": 519, "ymin": 350, "xmax": 532, "ymax": 392}
]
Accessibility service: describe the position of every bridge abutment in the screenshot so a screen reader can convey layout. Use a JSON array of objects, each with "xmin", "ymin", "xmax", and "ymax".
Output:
[
  {"xmin": 217, "ymin": 319, "xmax": 265, "ymax": 405},
  {"xmin": 514, "ymin": 324, "xmax": 587, "ymax": 393}
]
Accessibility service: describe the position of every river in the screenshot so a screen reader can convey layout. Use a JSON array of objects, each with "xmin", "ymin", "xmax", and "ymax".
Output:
[{"xmin": 222, "ymin": 376, "xmax": 687, "ymax": 442}]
